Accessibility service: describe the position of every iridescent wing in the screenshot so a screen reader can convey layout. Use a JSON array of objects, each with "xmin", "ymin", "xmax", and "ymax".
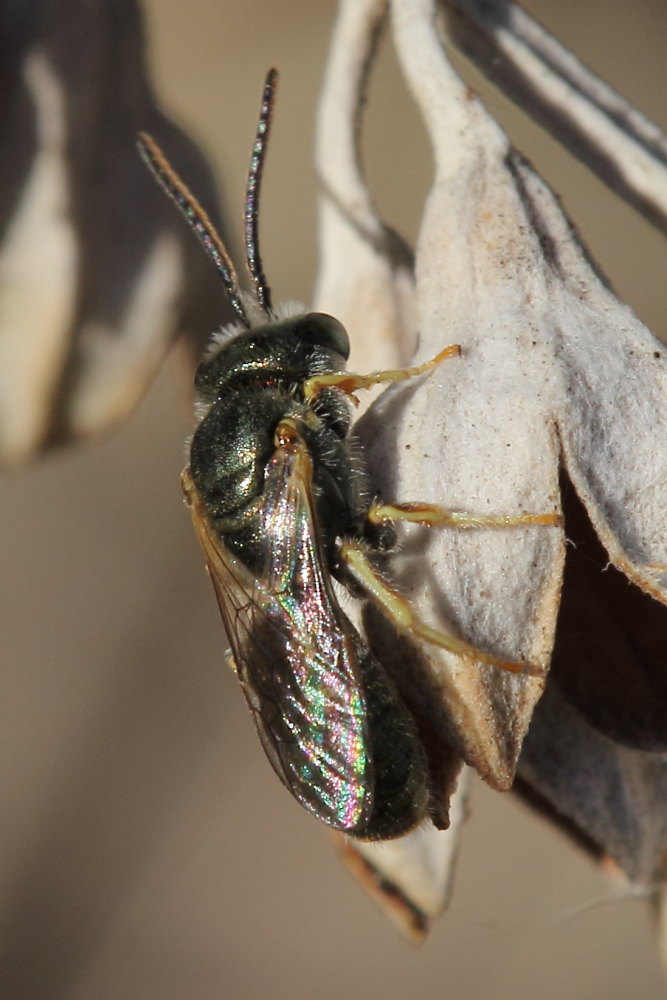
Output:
[{"xmin": 182, "ymin": 437, "xmax": 373, "ymax": 833}]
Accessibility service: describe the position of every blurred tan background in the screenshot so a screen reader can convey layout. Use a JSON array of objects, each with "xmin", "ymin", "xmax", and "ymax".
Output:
[{"xmin": 2, "ymin": 1, "xmax": 667, "ymax": 997}]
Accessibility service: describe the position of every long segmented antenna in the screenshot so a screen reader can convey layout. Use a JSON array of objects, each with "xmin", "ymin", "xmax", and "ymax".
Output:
[
  {"xmin": 245, "ymin": 69, "xmax": 278, "ymax": 316},
  {"xmin": 138, "ymin": 132, "xmax": 250, "ymax": 328}
]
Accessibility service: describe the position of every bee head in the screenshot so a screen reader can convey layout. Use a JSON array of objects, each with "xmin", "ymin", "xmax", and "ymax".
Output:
[
  {"xmin": 193, "ymin": 311, "xmax": 350, "ymax": 403},
  {"xmin": 291, "ymin": 313, "xmax": 350, "ymax": 360}
]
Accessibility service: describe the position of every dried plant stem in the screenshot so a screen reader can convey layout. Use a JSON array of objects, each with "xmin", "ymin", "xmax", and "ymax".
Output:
[{"xmin": 441, "ymin": 0, "xmax": 667, "ymax": 234}]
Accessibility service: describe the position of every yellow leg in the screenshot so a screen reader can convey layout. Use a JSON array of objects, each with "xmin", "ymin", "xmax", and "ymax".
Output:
[
  {"xmin": 339, "ymin": 543, "xmax": 527, "ymax": 674},
  {"xmin": 303, "ymin": 344, "xmax": 461, "ymax": 405},
  {"xmin": 368, "ymin": 501, "xmax": 563, "ymax": 530}
]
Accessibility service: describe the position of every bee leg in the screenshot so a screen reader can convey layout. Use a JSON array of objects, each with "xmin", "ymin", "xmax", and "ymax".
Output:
[
  {"xmin": 367, "ymin": 502, "xmax": 563, "ymax": 530},
  {"xmin": 338, "ymin": 542, "xmax": 528, "ymax": 674},
  {"xmin": 303, "ymin": 344, "xmax": 461, "ymax": 405}
]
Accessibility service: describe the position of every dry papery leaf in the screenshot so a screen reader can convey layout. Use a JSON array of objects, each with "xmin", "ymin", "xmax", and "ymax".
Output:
[
  {"xmin": 0, "ymin": 0, "xmax": 231, "ymax": 464},
  {"xmin": 316, "ymin": 0, "xmax": 667, "ymax": 936}
]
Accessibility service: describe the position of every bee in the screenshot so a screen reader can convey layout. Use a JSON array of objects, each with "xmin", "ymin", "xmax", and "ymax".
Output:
[{"xmin": 139, "ymin": 70, "xmax": 556, "ymax": 840}]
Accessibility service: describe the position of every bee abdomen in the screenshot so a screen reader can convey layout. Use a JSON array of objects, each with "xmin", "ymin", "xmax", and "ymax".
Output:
[{"xmin": 354, "ymin": 648, "xmax": 430, "ymax": 840}]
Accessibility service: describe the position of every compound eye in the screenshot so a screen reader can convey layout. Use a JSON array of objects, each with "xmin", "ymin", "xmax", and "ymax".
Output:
[{"xmin": 293, "ymin": 312, "xmax": 350, "ymax": 360}]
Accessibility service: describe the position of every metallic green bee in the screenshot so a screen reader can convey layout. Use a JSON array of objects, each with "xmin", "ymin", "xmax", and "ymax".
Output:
[{"xmin": 139, "ymin": 71, "xmax": 553, "ymax": 840}]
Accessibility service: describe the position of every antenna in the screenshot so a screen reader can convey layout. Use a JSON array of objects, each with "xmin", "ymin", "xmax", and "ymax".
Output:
[
  {"xmin": 138, "ymin": 131, "xmax": 250, "ymax": 328},
  {"xmin": 245, "ymin": 68, "xmax": 278, "ymax": 316}
]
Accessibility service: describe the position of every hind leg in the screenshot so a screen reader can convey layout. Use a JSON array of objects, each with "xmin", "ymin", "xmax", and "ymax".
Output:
[
  {"xmin": 340, "ymin": 500, "xmax": 561, "ymax": 673},
  {"xmin": 339, "ymin": 542, "xmax": 532, "ymax": 674}
]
